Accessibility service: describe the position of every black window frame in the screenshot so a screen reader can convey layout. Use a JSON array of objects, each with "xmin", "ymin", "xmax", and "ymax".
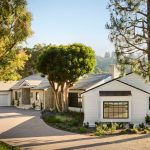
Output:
[
  {"xmin": 68, "ymin": 93, "xmax": 82, "ymax": 108},
  {"xmin": 103, "ymin": 101, "xmax": 129, "ymax": 119}
]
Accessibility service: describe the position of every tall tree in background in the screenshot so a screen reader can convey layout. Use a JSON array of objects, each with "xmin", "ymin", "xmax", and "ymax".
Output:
[
  {"xmin": 37, "ymin": 43, "xmax": 96, "ymax": 112},
  {"xmin": 0, "ymin": 0, "xmax": 33, "ymax": 80},
  {"xmin": 106, "ymin": 0, "xmax": 150, "ymax": 79},
  {"xmin": 20, "ymin": 44, "xmax": 46, "ymax": 78}
]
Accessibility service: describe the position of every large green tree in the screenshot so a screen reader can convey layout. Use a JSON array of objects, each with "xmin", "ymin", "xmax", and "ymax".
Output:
[
  {"xmin": 106, "ymin": 0, "xmax": 150, "ymax": 79},
  {"xmin": 0, "ymin": 0, "xmax": 33, "ymax": 80},
  {"xmin": 37, "ymin": 43, "xmax": 96, "ymax": 112},
  {"xmin": 20, "ymin": 44, "xmax": 46, "ymax": 78}
]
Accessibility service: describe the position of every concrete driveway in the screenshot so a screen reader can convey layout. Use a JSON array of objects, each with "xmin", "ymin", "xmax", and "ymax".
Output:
[{"xmin": 0, "ymin": 107, "xmax": 150, "ymax": 150}]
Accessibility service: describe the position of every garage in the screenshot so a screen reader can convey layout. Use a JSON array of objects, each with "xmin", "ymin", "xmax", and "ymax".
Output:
[
  {"xmin": 0, "ymin": 93, "xmax": 10, "ymax": 106},
  {"xmin": 0, "ymin": 81, "xmax": 17, "ymax": 107}
]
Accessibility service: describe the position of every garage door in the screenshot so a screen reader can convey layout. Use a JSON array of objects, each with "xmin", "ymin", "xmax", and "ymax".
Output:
[{"xmin": 0, "ymin": 94, "xmax": 10, "ymax": 106}]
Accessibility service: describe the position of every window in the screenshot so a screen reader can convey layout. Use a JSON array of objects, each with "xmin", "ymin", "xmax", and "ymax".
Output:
[
  {"xmin": 36, "ymin": 92, "xmax": 40, "ymax": 100},
  {"xmin": 103, "ymin": 101, "xmax": 129, "ymax": 119},
  {"xmin": 68, "ymin": 93, "xmax": 82, "ymax": 108},
  {"xmin": 15, "ymin": 91, "xmax": 18, "ymax": 100}
]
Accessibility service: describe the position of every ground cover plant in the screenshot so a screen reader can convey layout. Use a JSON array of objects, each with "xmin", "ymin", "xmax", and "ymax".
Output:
[
  {"xmin": 42, "ymin": 111, "xmax": 150, "ymax": 136},
  {"xmin": 42, "ymin": 110, "xmax": 93, "ymax": 133},
  {"xmin": 0, "ymin": 141, "xmax": 19, "ymax": 150}
]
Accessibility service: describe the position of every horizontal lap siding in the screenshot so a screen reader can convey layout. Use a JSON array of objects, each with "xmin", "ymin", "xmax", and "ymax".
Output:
[
  {"xmin": 83, "ymin": 91, "xmax": 100, "ymax": 126},
  {"xmin": 131, "ymin": 90, "xmax": 149, "ymax": 124}
]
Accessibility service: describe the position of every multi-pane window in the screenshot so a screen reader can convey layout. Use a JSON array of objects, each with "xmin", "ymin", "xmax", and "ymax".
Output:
[
  {"xmin": 68, "ymin": 93, "xmax": 82, "ymax": 108},
  {"xmin": 103, "ymin": 101, "xmax": 129, "ymax": 119}
]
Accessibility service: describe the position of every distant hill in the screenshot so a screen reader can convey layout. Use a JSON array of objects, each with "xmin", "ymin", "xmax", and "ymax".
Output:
[{"xmin": 94, "ymin": 52, "xmax": 116, "ymax": 73}]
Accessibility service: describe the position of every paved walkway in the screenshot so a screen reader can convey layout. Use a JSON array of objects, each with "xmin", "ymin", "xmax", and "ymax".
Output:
[{"xmin": 0, "ymin": 107, "xmax": 150, "ymax": 150}]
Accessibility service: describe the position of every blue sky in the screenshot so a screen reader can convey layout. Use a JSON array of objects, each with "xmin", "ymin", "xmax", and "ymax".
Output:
[{"xmin": 26, "ymin": 0, "xmax": 114, "ymax": 56}]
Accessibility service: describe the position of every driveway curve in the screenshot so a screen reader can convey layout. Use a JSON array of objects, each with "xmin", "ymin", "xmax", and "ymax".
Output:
[{"xmin": 0, "ymin": 107, "xmax": 150, "ymax": 150}]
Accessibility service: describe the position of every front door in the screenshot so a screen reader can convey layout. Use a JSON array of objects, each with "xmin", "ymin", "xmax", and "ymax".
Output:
[{"xmin": 22, "ymin": 88, "xmax": 30, "ymax": 104}]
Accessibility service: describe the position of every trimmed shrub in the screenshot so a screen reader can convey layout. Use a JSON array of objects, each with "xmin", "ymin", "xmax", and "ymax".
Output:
[
  {"xmin": 139, "ymin": 123, "xmax": 145, "ymax": 129},
  {"xmin": 102, "ymin": 123, "xmax": 109, "ymax": 131},
  {"xmin": 121, "ymin": 128, "xmax": 138, "ymax": 134},
  {"xmin": 117, "ymin": 122, "xmax": 127, "ymax": 129},
  {"xmin": 83, "ymin": 122, "xmax": 89, "ymax": 128},
  {"xmin": 145, "ymin": 115, "xmax": 150, "ymax": 125},
  {"xmin": 17, "ymin": 100, "xmax": 19, "ymax": 106},
  {"xmin": 129, "ymin": 123, "xmax": 135, "ymax": 129},
  {"xmin": 79, "ymin": 126, "xmax": 88, "ymax": 133},
  {"xmin": 32, "ymin": 102, "xmax": 36, "ymax": 109},
  {"xmin": 95, "ymin": 126, "xmax": 105, "ymax": 136}
]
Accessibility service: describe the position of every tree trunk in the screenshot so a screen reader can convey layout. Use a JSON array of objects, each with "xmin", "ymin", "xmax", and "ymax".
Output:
[
  {"xmin": 49, "ymin": 79, "xmax": 70, "ymax": 112},
  {"xmin": 60, "ymin": 85, "xmax": 69, "ymax": 112},
  {"xmin": 147, "ymin": 0, "xmax": 150, "ymax": 80},
  {"xmin": 51, "ymin": 88, "xmax": 61, "ymax": 112}
]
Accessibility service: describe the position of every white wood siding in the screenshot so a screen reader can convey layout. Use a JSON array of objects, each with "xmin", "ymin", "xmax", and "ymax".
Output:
[{"xmin": 30, "ymin": 90, "xmax": 44, "ymax": 110}]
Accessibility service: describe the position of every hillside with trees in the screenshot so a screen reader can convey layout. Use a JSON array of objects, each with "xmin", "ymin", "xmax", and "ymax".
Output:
[{"xmin": 94, "ymin": 51, "xmax": 116, "ymax": 73}]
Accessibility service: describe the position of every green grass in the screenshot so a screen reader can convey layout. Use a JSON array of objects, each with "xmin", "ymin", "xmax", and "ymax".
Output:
[{"xmin": 0, "ymin": 142, "xmax": 19, "ymax": 150}]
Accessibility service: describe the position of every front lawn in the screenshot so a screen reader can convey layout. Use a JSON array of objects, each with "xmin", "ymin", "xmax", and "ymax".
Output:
[
  {"xmin": 0, "ymin": 142, "xmax": 19, "ymax": 150},
  {"xmin": 42, "ymin": 111, "xmax": 94, "ymax": 133}
]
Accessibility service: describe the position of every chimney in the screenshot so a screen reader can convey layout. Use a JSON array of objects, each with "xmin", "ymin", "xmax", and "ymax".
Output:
[{"xmin": 109, "ymin": 64, "xmax": 121, "ymax": 79}]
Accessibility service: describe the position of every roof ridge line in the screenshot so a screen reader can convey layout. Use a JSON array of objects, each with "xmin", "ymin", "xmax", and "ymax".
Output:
[{"xmin": 116, "ymin": 80, "xmax": 150, "ymax": 95}]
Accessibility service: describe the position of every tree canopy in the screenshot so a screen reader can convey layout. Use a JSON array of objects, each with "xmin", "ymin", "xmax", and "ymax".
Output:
[
  {"xmin": 106, "ymin": 0, "xmax": 150, "ymax": 79},
  {"xmin": 0, "ymin": 0, "xmax": 33, "ymax": 80},
  {"xmin": 19, "ymin": 44, "xmax": 45, "ymax": 78},
  {"xmin": 37, "ymin": 43, "xmax": 96, "ymax": 112}
]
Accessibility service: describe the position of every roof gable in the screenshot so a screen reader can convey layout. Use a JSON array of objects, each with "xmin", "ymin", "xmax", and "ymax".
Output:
[{"xmin": 20, "ymin": 81, "xmax": 30, "ymax": 87}]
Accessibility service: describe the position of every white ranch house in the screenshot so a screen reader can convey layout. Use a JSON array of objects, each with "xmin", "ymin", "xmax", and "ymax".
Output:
[
  {"xmin": 82, "ymin": 73, "xmax": 150, "ymax": 127},
  {"xmin": 0, "ymin": 73, "xmax": 111, "ymax": 111}
]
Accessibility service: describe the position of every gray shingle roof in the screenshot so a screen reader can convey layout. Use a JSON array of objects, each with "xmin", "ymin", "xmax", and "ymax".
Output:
[
  {"xmin": 70, "ymin": 74, "xmax": 111, "ymax": 90},
  {"xmin": 11, "ymin": 74, "xmax": 46, "ymax": 90},
  {"xmin": 10, "ymin": 73, "xmax": 111, "ymax": 91},
  {"xmin": 32, "ymin": 79, "xmax": 50, "ymax": 90}
]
